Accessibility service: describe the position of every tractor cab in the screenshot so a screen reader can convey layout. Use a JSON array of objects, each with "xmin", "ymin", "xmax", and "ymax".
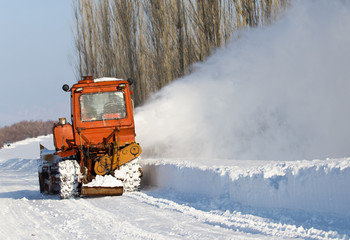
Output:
[{"xmin": 64, "ymin": 76, "xmax": 136, "ymax": 148}]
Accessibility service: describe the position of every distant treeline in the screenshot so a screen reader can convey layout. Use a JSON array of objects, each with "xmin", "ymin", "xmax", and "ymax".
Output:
[
  {"xmin": 0, "ymin": 120, "xmax": 54, "ymax": 148},
  {"xmin": 74, "ymin": 0, "xmax": 290, "ymax": 106}
]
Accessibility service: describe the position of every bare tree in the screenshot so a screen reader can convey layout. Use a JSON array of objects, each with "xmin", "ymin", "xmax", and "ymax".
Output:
[{"xmin": 73, "ymin": 0, "xmax": 290, "ymax": 105}]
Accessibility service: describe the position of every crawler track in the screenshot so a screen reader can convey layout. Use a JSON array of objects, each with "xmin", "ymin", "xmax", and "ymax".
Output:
[
  {"xmin": 38, "ymin": 157, "xmax": 142, "ymax": 198},
  {"xmin": 115, "ymin": 158, "xmax": 142, "ymax": 192}
]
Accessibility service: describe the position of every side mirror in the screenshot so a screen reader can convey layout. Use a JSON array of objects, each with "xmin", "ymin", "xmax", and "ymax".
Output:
[
  {"xmin": 62, "ymin": 84, "xmax": 70, "ymax": 92},
  {"xmin": 127, "ymin": 78, "xmax": 134, "ymax": 86}
]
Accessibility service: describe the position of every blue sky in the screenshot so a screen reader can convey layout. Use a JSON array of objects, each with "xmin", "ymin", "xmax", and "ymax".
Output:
[{"xmin": 0, "ymin": 1, "xmax": 76, "ymax": 127}]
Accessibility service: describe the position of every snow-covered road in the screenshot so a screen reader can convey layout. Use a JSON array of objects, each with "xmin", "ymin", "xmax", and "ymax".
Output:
[{"xmin": 0, "ymin": 136, "xmax": 349, "ymax": 239}]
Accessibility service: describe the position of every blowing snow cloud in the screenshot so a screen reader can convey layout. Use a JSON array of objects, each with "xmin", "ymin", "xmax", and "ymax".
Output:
[{"xmin": 135, "ymin": 0, "xmax": 350, "ymax": 161}]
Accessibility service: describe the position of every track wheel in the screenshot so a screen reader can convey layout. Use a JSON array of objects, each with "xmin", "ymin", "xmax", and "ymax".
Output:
[{"xmin": 58, "ymin": 160, "xmax": 82, "ymax": 199}]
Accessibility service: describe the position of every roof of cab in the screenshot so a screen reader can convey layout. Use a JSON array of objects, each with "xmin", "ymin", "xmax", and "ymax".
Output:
[{"xmin": 74, "ymin": 76, "xmax": 127, "ymax": 87}]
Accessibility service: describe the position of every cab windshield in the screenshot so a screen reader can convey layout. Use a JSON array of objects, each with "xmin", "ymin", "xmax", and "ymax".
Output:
[{"xmin": 80, "ymin": 91, "xmax": 126, "ymax": 122}]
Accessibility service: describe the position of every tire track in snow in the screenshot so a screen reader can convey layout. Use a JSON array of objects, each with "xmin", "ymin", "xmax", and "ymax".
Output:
[
  {"xmin": 35, "ymin": 198, "xmax": 166, "ymax": 240},
  {"xmin": 84, "ymin": 194, "xmax": 258, "ymax": 240},
  {"xmin": 0, "ymin": 162, "xmax": 70, "ymax": 239},
  {"xmin": 0, "ymin": 158, "xmax": 161, "ymax": 239},
  {"xmin": 128, "ymin": 192, "xmax": 346, "ymax": 240}
]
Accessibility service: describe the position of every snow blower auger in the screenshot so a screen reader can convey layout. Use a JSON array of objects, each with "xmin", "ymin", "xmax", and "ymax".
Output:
[{"xmin": 38, "ymin": 76, "xmax": 142, "ymax": 199}]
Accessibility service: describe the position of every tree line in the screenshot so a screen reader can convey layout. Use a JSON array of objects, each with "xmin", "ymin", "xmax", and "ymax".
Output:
[
  {"xmin": 74, "ymin": 0, "xmax": 290, "ymax": 105},
  {"xmin": 0, "ymin": 120, "xmax": 55, "ymax": 148}
]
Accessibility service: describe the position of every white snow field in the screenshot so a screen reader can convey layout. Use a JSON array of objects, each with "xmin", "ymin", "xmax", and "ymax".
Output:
[{"xmin": 0, "ymin": 136, "xmax": 349, "ymax": 240}]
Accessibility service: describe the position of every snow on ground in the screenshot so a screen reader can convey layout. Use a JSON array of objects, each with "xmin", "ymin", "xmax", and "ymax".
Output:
[{"xmin": 0, "ymin": 136, "xmax": 349, "ymax": 239}]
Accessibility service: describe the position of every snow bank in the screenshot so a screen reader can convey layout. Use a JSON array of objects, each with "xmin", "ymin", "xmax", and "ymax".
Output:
[
  {"xmin": 0, "ymin": 135, "xmax": 52, "ymax": 163},
  {"xmin": 142, "ymin": 158, "xmax": 350, "ymax": 217}
]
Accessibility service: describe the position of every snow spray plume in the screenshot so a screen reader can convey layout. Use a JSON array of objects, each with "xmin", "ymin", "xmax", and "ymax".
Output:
[{"xmin": 135, "ymin": 0, "xmax": 350, "ymax": 161}]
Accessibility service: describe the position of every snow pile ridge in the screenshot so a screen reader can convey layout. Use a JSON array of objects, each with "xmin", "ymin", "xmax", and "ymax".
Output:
[{"xmin": 142, "ymin": 158, "xmax": 350, "ymax": 217}]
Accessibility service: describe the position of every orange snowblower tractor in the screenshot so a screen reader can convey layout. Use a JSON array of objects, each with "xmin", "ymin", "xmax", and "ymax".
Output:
[{"xmin": 38, "ymin": 76, "xmax": 142, "ymax": 199}]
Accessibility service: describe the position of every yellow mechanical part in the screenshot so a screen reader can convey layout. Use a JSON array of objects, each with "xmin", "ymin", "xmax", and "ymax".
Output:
[
  {"xmin": 117, "ymin": 142, "xmax": 141, "ymax": 166},
  {"xmin": 94, "ymin": 154, "xmax": 112, "ymax": 175},
  {"xmin": 94, "ymin": 143, "xmax": 142, "ymax": 175}
]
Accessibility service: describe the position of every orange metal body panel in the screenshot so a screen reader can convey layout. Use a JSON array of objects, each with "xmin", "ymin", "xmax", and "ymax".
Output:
[
  {"xmin": 56, "ymin": 149, "xmax": 76, "ymax": 158},
  {"xmin": 53, "ymin": 123, "xmax": 74, "ymax": 151}
]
